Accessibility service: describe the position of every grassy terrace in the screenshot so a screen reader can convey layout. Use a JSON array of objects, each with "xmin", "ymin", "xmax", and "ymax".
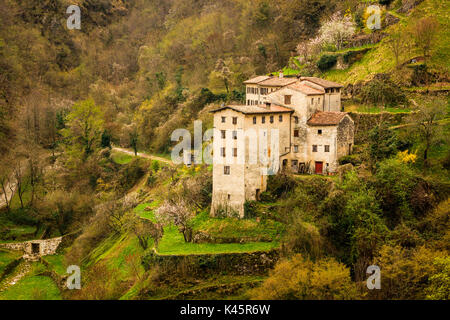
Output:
[
  {"xmin": 0, "ymin": 249, "xmax": 21, "ymax": 275},
  {"xmin": 43, "ymin": 254, "xmax": 67, "ymax": 276},
  {"xmin": 134, "ymin": 203, "xmax": 281, "ymax": 255},
  {"xmin": 0, "ymin": 275, "xmax": 61, "ymax": 300},
  {"xmin": 111, "ymin": 151, "xmax": 133, "ymax": 165},
  {"xmin": 0, "ymin": 214, "xmax": 36, "ymax": 243}
]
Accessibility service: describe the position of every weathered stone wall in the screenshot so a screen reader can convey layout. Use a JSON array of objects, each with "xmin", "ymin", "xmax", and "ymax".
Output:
[
  {"xmin": 142, "ymin": 249, "xmax": 280, "ymax": 277},
  {"xmin": 192, "ymin": 231, "xmax": 273, "ymax": 244},
  {"xmin": 0, "ymin": 237, "xmax": 62, "ymax": 260}
]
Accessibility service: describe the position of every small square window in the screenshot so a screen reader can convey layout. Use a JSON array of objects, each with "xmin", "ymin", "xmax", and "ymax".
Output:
[
  {"xmin": 294, "ymin": 116, "xmax": 299, "ymax": 124},
  {"xmin": 325, "ymin": 145, "xmax": 330, "ymax": 152},
  {"xmin": 318, "ymin": 129, "xmax": 322, "ymax": 135},
  {"xmin": 224, "ymin": 166, "xmax": 230, "ymax": 175},
  {"xmin": 270, "ymin": 116, "xmax": 274, "ymax": 123},
  {"xmin": 221, "ymin": 116, "xmax": 226, "ymax": 123},
  {"xmin": 262, "ymin": 116, "xmax": 265, "ymax": 124},
  {"xmin": 232, "ymin": 131, "xmax": 237, "ymax": 140},
  {"xmin": 312, "ymin": 145, "xmax": 318, "ymax": 152},
  {"xmin": 284, "ymin": 95, "xmax": 292, "ymax": 105},
  {"xmin": 294, "ymin": 145, "xmax": 299, "ymax": 153},
  {"xmin": 221, "ymin": 130, "xmax": 226, "ymax": 139},
  {"xmin": 279, "ymin": 115, "xmax": 283, "ymax": 122},
  {"xmin": 232, "ymin": 117, "xmax": 237, "ymax": 125},
  {"xmin": 294, "ymin": 130, "xmax": 299, "ymax": 137}
]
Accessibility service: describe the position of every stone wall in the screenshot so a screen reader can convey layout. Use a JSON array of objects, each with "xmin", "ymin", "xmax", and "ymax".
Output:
[
  {"xmin": 142, "ymin": 249, "xmax": 280, "ymax": 277},
  {"xmin": 0, "ymin": 237, "xmax": 62, "ymax": 260}
]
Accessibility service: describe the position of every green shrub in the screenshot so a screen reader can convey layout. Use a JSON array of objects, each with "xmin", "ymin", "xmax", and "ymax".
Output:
[
  {"xmin": 317, "ymin": 54, "xmax": 337, "ymax": 71},
  {"xmin": 118, "ymin": 158, "xmax": 146, "ymax": 192},
  {"xmin": 266, "ymin": 173, "xmax": 297, "ymax": 200},
  {"xmin": 359, "ymin": 78, "xmax": 407, "ymax": 107},
  {"xmin": 151, "ymin": 160, "xmax": 160, "ymax": 172},
  {"xmin": 250, "ymin": 254, "xmax": 358, "ymax": 300},
  {"xmin": 283, "ymin": 218, "xmax": 323, "ymax": 259},
  {"xmin": 244, "ymin": 201, "xmax": 258, "ymax": 219},
  {"xmin": 146, "ymin": 174, "xmax": 157, "ymax": 187},
  {"xmin": 338, "ymin": 154, "xmax": 362, "ymax": 166}
]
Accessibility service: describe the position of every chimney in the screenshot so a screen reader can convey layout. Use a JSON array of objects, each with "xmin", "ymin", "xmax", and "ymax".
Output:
[{"xmin": 279, "ymin": 70, "xmax": 284, "ymax": 78}]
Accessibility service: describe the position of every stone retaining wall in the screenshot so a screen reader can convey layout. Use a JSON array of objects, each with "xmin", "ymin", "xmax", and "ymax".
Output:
[{"xmin": 142, "ymin": 249, "xmax": 280, "ymax": 277}]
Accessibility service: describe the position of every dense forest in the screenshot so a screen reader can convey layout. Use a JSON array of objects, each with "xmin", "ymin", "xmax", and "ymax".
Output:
[{"xmin": 0, "ymin": 0, "xmax": 449, "ymax": 301}]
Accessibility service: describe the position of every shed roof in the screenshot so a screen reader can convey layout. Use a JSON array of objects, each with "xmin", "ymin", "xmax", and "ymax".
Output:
[
  {"xmin": 287, "ymin": 82, "xmax": 325, "ymax": 95},
  {"xmin": 299, "ymin": 77, "xmax": 343, "ymax": 88},
  {"xmin": 307, "ymin": 112, "xmax": 348, "ymax": 126},
  {"xmin": 243, "ymin": 75, "xmax": 271, "ymax": 84},
  {"xmin": 258, "ymin": 77, "xmax": 297, "ymax": 87}
]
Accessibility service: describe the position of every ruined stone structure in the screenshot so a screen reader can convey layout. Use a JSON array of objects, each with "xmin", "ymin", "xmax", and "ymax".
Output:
[
  {"xmin": 211, "ymin": 75, "xmax": 354, "ymax": 218},
  {"xmin": 0, "ymin": 237, "xmax": 62, "ymax": 261}
]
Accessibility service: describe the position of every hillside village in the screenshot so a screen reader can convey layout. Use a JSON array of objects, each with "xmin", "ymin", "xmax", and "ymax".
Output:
[
  {"xmin": 0, "ymin": 0, "xmax": 449, "ymax": 302},
  {"xmin": 212, "ymin": 75, "xmax": 354, "ymax": 217}
]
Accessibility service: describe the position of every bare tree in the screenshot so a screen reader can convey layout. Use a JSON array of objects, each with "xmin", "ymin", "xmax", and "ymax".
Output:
[
  {"xmin": 411, "ymin": 17, "xmax": 440, "ymax": 63},
  {"xmin": 12, "ymin": 162, "xmax": 25, "ymax": 209},
  {"xmin": 408, "ymin": 99, "xmax": 446, "ymax": 168},
  {"xmin": 0, "ymin": 167, "xmax": 13, "ymax": 212},
  {"xmin": 387, "ymin": 28, "xmax": 407, "ymax": 68},
  {"xmin": 124, "ymin": 212, "xmax": 163, "ymax": 250}
]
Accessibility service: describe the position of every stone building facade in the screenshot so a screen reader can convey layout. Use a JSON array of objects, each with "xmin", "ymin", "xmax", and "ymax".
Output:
[{"xmin": 211, "ymin": 75, "xmax": 354, "ymax": 218}]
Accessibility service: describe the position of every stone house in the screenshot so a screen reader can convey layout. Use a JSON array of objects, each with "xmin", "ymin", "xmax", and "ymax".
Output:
[{"xmin": 210, "ymin": 75, "xmax": 354, "ymax": 218}]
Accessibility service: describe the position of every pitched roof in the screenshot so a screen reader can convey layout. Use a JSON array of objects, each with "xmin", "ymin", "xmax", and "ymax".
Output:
[
  {"xmin": 287, "ymin": 82, "xmax": 325, "ymax": 95},
  {"xmin": 307, "ymin": 112, "xmax": 348, "ymax": 126},
  {"xmin": 259, "ymin": 77, "xmax": 297, "ymax": 87},
  {"xmin": 243, "ymin": 75, "xmax": 271, "ymax": 84},
  {"xmin": 210, "ymin": 104, "xmax": 293, "ymax": 115},
  {"xmin": 299, "ymin": 77, "xmax": 343, "ymax": 88}
]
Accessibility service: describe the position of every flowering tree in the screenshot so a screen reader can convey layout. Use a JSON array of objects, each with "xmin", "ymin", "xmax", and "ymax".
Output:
[
  {"xmin": 155, "ymin": 198, "xmax": 194, "ymax": 242},
  {"xmin": 296, "ymin": 12, "xmax": 355, "ymax": 65},
  {"xmin": 318, "ymin": 12, "xmax": 355, "ymax": 50}
]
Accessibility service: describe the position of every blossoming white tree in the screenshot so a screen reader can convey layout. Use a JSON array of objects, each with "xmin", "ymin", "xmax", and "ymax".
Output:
[
  {"xmin": 155, "ymin": 198, "xmax": 194, "ymax": 242},
  {"xmin": 319, "ymin": 12, "xmax": 356, "ymax": 50},
  {"xmin": 296, "ymin": 11, "xmax": 356, "ymax": 61}
]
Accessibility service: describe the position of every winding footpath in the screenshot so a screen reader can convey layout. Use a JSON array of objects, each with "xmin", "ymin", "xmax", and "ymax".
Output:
[{"xmin": 112, "ymin": 146, "xmax": 174, "ymax": 166}]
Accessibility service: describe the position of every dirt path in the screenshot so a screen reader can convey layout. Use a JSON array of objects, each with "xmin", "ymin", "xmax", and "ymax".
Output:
[{"xmin": 112, "ymin": 147, "xmax": 174, "ymax": 166}]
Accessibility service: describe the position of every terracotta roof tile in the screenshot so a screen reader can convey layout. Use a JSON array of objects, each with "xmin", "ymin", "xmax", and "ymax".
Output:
[
  {"xmin": 258, "ymin": 77, "xmax": 297, "ymax": 87},
  {"xmin": 299, "ymin": 77, "xmax": 343, "ymax": 88},
  {"xmin": 243, "ymin": 75, "xmax": 271, "ymax": 84},
  {"xmin": 287, "ymin": 82, "xmax": 325, "ymax": 95},
  {"xmin": 307, "ymin": 112, "xmax": 348, "ymax": 126}
]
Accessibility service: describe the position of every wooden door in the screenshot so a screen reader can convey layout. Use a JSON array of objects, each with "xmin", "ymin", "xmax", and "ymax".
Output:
[{"xmin": 315, "ymin": 161, "xmax": 323, "ymax": 174}]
